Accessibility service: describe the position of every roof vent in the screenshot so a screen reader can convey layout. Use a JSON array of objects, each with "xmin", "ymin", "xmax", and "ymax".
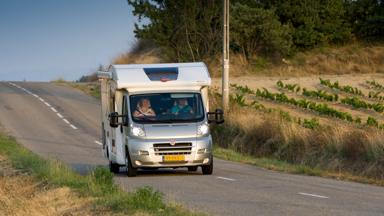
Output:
[{"xmin": 144, "ymin": 67, "xmax": 178, "ymax": 82}]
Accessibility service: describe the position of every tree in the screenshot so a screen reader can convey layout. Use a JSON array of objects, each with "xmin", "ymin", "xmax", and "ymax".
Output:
[
  {"xmin": 345, "ymin": 0, "xmax": 384, "ymax": 40},
  {"xmin": 128, "ymin": 0, "xmax": 222, "ymax": 61},
  {"xmin": 266, "ymin": 0, "xmax": 351, "ymax": 48},
  {"xmin": 230, "ymin": 3, "xmax": 293, "ymax": 60}
]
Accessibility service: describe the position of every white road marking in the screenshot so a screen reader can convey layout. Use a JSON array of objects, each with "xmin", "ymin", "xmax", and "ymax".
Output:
[
  {"xmin": 298, "ymin": 192, "xmax": 329, "ymax": 199},
  {"xmin": 8, "ymin": 82, "xmax": 79, "ymax": 131},
  {"xmin": 216, "ymin": 176, "xmax": 236, "ymax": 181},
  {"xmin": 94, "ymin": 141, "xmax": 102, "ymax": 145}
]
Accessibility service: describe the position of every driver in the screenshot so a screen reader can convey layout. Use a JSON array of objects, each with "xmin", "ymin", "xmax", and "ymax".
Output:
[
  {"xmin": 133, "ymin": 98, "xmax": 156, "ymax": 118},
  {"xmin": 171, "ymin": 98, "xmax": 194, "ymax": 115}
]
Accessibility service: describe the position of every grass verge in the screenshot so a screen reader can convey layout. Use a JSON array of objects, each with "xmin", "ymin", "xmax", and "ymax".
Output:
[
  {"xmin": 51, "ymin": 79, "xmax": 101, "ymax": 99},
  {"xmin": 68, "ymin": 82, "xmax": 101, "ymax": 98},
  {"xmin": 0, "ymin": 133, "xmax": 202, "ymax": 216},
  {"xmin": 214, "ymin": 147, "xmax": 384, "ymax": 186}
]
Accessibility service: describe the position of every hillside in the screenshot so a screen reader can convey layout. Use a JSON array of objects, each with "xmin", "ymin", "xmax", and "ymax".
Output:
[
  {"xmin": 214, "ymin": 44, "xmax": 384, "ymax": 77},
  {"xmin": 208, "ymin": 71, "xmax": 384, "ymax": 181},
  {"xmin": 109, "ymin": 43, "xmax": 384, "ymax": 78}
]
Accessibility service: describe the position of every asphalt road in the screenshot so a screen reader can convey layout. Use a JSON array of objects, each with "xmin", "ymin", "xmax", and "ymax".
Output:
[{"xmin": 1, "ymin": 81, "xmax": 384, "ymax": 216}]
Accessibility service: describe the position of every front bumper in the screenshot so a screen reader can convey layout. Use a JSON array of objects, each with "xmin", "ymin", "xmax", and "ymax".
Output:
[{"xmin": 128, "ymin": 136, "xmax": 212, "ymax": 168}]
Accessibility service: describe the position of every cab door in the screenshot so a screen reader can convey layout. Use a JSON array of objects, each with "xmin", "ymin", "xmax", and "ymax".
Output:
[{"xmin": 121, "ymin": 95, "xmax": 130, "ymax": 146}]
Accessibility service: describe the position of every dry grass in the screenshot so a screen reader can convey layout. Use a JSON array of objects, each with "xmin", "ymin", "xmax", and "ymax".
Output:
[
  {"xmin": 0, "ymin": 155, "xmax": 95, "ymax": 216},
  {"xmin": 111, "ymin": 41, "xmax": 383, "ymax": 80},
  {"xmin": 113, "ymin": 49, "xmax": 162, "ymax": 65},
  {"xmin": 0, "ymin": 134, "xmax": 203, "ymax": 216},
  {"xmin": 284, "ymin": 44, "xmax": 384, "ymax": 76},
  {"xmin": 113, "ymin": 39, "xmax": 162, "ymax": 65},
  {"xmin": 208, "ymin": 43, "xmax": 384, "ymax": 77},
  {"xmin": 211, "ymin": 102, "xmax": 384, "ymax": 180}
]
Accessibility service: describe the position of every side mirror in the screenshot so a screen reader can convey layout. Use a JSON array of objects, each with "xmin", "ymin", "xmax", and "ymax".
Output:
[
  {"xmin": 109, "ymin": 112, "xmax": 119, "ymax": 128},
  {"xmin": 207, "ymin": 108, "xmax": 224, "ymax": 124},
  {"xmin": 109, "ymin": 112, "xmax": 128, "ymax": 128},
  {"xmin": 122, "ymin": 115, "xmax": 129, "ymax": 127}
]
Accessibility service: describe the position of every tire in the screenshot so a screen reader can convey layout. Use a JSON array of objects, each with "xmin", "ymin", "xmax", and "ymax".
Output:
[
  {"xmin": 125, "ymin": 149, "xmax": 137, "ymax": 177},
  {"xmin": 188, "ymin": 166, "xmax": 198, "ymax": 172},
  {"xmin": 109, "ymin": 160, "xmax": 120, "ymax": 173},
  {"xmin": 201, "ymin": 156, "xmax": 213, "ymax": 175}
]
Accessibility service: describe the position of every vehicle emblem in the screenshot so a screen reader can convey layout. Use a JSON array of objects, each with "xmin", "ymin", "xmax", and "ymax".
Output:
[{"xmin": 170, "ymin": 139, "xmax": 176, "ymax": 146}]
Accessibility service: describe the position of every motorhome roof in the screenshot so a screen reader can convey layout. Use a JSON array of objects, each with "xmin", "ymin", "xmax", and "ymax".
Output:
[{"xmin": 109, "ymin": 62, "xmax": 211, "ymax": 90}]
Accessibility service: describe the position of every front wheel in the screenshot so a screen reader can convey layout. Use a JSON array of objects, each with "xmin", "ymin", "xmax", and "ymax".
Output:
[
  {"xmin": 125, "ymin": 149, "xmax": 137, "ymax": 177},
  {"xmin": 201, "ymin": 156, "xmax": 213, "ymax": 175}
]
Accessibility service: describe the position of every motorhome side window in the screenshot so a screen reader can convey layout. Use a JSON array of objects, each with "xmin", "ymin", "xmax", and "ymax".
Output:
[{"xmin": 130, "ymin": 93, "xmax": 204, "ymax": 123}]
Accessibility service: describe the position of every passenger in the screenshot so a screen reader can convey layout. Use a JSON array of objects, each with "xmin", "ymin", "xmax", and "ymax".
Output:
[
  {"xmin": 133, "ymin": 98, "xmax": 156, "ymax": 118},
  {"xmin": 171, "ymin": 98, "xmax": 194, "ymax": 115}
]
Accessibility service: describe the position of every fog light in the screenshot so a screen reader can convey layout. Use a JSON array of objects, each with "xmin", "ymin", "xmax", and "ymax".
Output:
[
  {"xmin": 197, "ymin": 148, "xmax": 206, "ymax": 154},
  {"xmin": 135, "ymin": 160, "xmax": 142, "ymax": 166},
  {"xmin": 138, "ymin": 150, "xmax": 149, "ymax": 155},
  {"xmin": 203, "ymin": 158, "xmax": 210, "ymax": 164}
]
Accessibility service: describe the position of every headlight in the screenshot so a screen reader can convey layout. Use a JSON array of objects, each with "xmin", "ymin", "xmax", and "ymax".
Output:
[
  {"xmin": 197, "ymin": 123, "xmax": 209, "ymax": 136},
  {"xmin": 131, "ymin": 125, "xmax": 145, "ymax": 137}
]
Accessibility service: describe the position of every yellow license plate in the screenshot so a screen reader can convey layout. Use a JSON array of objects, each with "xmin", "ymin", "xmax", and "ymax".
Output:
[{"xmin": 163, "ymin": 155, "xmax": 185, "ymax": 162}]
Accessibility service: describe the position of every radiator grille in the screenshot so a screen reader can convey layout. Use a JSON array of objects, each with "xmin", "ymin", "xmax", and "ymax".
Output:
[{"xmin": 153, "ymin": 142, "xmax": 192, "ymax": 155}]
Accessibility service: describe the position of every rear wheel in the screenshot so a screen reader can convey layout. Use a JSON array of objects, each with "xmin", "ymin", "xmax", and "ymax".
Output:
[
  {"xmin": 188, "ymin": 166, "xmax": 198, "ymax": 172},
  {"xmin": 109, "ymin": 161, "xmax": 120, "ymax": 173},
  {"xmin": 201, "ymin": 157, "xmax": 213, "ymax": 175},
  {"xmin": 125, "ymin": 149, "xmax": 137, "ymax": 177}
]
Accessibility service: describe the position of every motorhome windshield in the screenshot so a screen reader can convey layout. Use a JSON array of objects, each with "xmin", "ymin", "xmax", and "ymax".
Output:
[{"xmin": 130, "ymin": 93, "xmax": 205, "ymax": 123}]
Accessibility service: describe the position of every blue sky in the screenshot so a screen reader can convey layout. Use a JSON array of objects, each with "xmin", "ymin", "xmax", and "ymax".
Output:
[{"xmin": 0, "ymin": 0, "xmax": 137, "ymax": 81}]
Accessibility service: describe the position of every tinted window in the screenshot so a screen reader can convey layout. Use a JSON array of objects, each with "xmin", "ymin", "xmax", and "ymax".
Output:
[{"xmin": 130, "ymin": 93, "xmax": 204, "ymax": 123}]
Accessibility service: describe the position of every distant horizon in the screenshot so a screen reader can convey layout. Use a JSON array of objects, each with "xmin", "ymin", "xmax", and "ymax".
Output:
[{"xmin": 0, "ymin": 0, "xmax": 137, "ymax": 82}]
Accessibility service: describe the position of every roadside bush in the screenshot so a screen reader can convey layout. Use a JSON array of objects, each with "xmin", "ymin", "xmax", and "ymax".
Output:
[
  {"xmin": 302, "ymin": 118, "xmax": 320, "ymax": 129},
  {"xmin": 129, "ymin": 187, "xmax": 165, "ymax": 212},
  {"xmin": 341, "ymin": 131, "xmax": 369, "ymax": 161}
]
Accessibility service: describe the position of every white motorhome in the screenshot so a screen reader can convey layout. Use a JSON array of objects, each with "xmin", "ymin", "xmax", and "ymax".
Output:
[{"xmin": 98, "ymin": 62, "xmax": 224, "ymax": 177}]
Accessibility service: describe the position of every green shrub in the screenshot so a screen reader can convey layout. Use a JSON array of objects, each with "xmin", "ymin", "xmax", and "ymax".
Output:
[
  {"xmin": 302, "ymin": 118, "xmax": 320, "ymax": 129},
  {"xmin": 367, "ymin": 116, "xmax": 379, "ymax": 127},
  {"xmin": 366, "ymin": 80, "xmax": 384, "ymax": 90},
  {"xmin": 302, "ymin": 88, "xmax": 338, "ymax": 101},
  {"xmin": 341, "ymin": 97, "xmax": 384, "ymax": 113},
  {"xmin": 320, "ymin": 78, "xmax": 364, "ymax": 96},
  {"xmin": 129, "ymin": 187, "xmax": 165, "ymax": 212},
  {"xmin": 233, "ymin": 94, "xmax": 247, "ymax": 107},
  {"xmin": 255, "ymin": 87, "xmax": 356, "ymax": 123},
  {"xmin": 276, "ymin": 80, "xmax": 301, "ymax": 92}
]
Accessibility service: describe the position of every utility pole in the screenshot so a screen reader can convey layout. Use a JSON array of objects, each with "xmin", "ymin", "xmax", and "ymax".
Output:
[{"xmin": 222, "ymin": 0, "xmax": 230, "ymax": 111}]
